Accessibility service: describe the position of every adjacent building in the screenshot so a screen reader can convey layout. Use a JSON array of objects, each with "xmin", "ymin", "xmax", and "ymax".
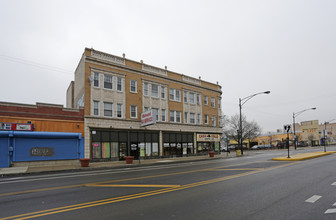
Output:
[{"xmin": 67, "ymin": 48, "xmax": 223, "ymax": 161}]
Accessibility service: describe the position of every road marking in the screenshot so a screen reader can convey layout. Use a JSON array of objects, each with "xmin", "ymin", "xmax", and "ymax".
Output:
[
  {"xmin": 331, "ymin": 182, "xmax": 336, "ymax": 186},
  {"xmin": 333, "ymin": 202, "xmax": 336, "ymax": 206},
  {"xmin": 87, "ymin": 184, "xmax": 181, "ymax": 188},
  {"xmin": 1, "ymin": 161, "xmax": 298, "ymax": 220},
  {"xmin": 305, "ymin": 195, "xmax": 322, "ymax": 203},
  {"xmin": 325, "ymin": 209, "xmax": 336, "ymax": 214}
]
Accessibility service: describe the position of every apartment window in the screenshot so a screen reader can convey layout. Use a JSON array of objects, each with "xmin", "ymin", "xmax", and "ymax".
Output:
[
  {"xmin": 151, "ymin": 84, "xmax": 159, "ymax": 98},
  {"xmin": 144, "ymin": 82, "xmax": 149, "ymax": 96},
  {"xmin": 153, "ymin": 108, "xmax": 159, "ymax": 121},
  {"xmin": 176, "ymin": 90, "xmax": 181, "ymax": 102},
  {"xmin": 94, "ymin": 72, "xmax": 99, "ymax": 87},
  {"xmin": 161, "ymin": 109, "xmax": 166, "ymax": 122},
  {"xmin": 93, "ymin": 100, "xmax": 99, "ymax": 116},
  {"xmin": 130, "ymin": 105, "xmax": 137, "ymax": 118},
  {"xmin": 170, "ymin": 110, "xmax": 181, "ymax": 123},
  {"xmin": 130, "ymin": 80, "xmax": 137, "ymax": 93},
  {"xmin": 189, "ymin": 93, "xmax": 195, "ymax": 104},
  {"xmin": 117, "ymin": 104, "xmax": 123, "ymax": 118},
  {"xmin": 197, "ymin": 114, "xmax": 201, "ymax": 124},
  {"xmin": 104, "ymin": 102, "xmax": 113, "ymax": 117},
  {"xmin": 104, "ymin": 74, "xmax": 113, "ymax": 89},
  {"xmin": 205, "ymin": 114, "xmax": 209, "ymax": 124},
  {"xmin": 197, "ymin": 94, "xmax": 201, "ymax": 105},
  {"xmin": 190, "ymin": 113, "xmax": 195, "ymax": 124},
  {"xmin": 204, "ymin": 96, "xmax": 208, "ymax": 105},
  {"xmin": 184, "ymin": 112, "xmax": 188, "ymax": 123},
  {"xmin": 144, "ymin": 107, "xmax": 149, "ymax": 112},
  {"xmin": 184, "ymin": 91, "xmax": 188, "ymax": 103},
  {"xmin": 176, "ymin": 111, "xmax": 181, "ymax": 123},
  {"xmin": 212, "ymin": 116, "xmax": 216, "ymax": 126},
  {"xmin": 117, "ymin": 77, "xmax": 122, "ymax": 91},
  {"xmin": 161, "ymin": 86, "xmax": 166, "ymax": 99},
  {"xmin": 211, "ymin": 97, "xmax": 216, "ymax": 108},
  {"xmin": 218, "ymin": 98, "xmax": 221, "ymax": 109}
]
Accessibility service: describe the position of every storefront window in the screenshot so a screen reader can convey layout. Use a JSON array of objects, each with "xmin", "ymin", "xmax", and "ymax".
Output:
[
  {"xmin": 92, "ymin": 142, "xmax": 101, "ymax": 159},
  {"xmin": 153, "ymin": 143, "xmax": 158, "ymax": 156},
  {"xmin": 102, "ymin": 142, "xmax": 110, "ymax": 158},
  {"xmin": 111, "ymin": 142, "xmax": 118, "ymax": 157}
]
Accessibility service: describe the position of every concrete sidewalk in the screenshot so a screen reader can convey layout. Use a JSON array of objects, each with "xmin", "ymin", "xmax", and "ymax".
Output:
[
  {"xmin": 2, "ymin": 150, "xmax": 333, "ymax": 176},
  {"xmin": 272, "ymin": 151, "xmax": 336, "ymax": 161},
  {"xmin": 0, "ymin": 151, "xmax": 239, "ymax": 176}
]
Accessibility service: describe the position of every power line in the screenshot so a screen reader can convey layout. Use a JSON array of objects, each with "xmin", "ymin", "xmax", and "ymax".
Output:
[{"xmin": 0, "ymin": 54, "xmax": 73, "ymax": 75}]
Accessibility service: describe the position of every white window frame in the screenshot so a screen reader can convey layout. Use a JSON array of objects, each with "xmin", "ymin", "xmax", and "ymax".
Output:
[
  {"xmin": 144, "ymin": 82, "xmax": 149, "ymax": 96},
  {"xmin": 169, "ymin": 88, "xmax": 181, "ymax": 102},
  {"xmin": 197, "ymin": 94, "xmax": 201, "ymax": 105},
  {"xmin": 204, "ymin": 96, "xmax": 208, "ymax": 105},
  {"xmin": 103, "ymin": 102, "xmax": 113, "ymax": 117},
  {"xmin": 211, "ymin": 97, "xmax": 216, "ymax": 108},
  {"xmin": 184, "ymin": 112, "xmax": 188, "ymax": 124},
  {"xmin": 212, "ymin": 115, "xmax": 216, "ymax": 126},
  {"xmin": 130, "ymin": 105, "xmax": 137, "ymax": 118},
  {"xmin": 117, "ymin": 103, "xmax": 123, "ymax": 118},
  {"xmin": 161, "ymin": 109, "xmax": 166, "ymax": 122},
  {"xmin": 190, "ymin": 113, "xmax": 195, "ymax": 124},
  {"xmin": 104, "ymin": 74, "xmax": 113, "ymax": 90},
  {"xmin": 153, "ymin": 108, "xmax": 159, "ymax": 121},
  {"xmin": 93, "ymin": 72, "xmax": 99, "ymax": 88},
  {"xmin": 151, "ymin": 84, "xmax": 159, "ymax": 98},
  {"xmin": 197, "ymin": 114, "xmax": 201, "ymax": 124},
  {"xmin": 161, "ymin": 86, "xmax": 166, "ymax": 99},
  {"xmin": 130, "ymin": 80, "xmax": 137, "ymax": 93},
  {"xmin": 117, "ymin": 77, "xmax": 123, "ymax": 92},
  {"xmin": 184, "ymin": 91, "xmax": 188, "ymax": 103},
  {"xmin": 205, "ymin": 114, "xmax": 209, "ymax": 124},
  {"xmin": 93, "ymin": 100, "xmax": 99, "ymax": 116},
  {"xmin": 170, "ymin": 110, "xmax": 181, "ymax": 123},
  {"xmin": 189, "ymin": 93, "xmax": 195, "ymax": 104}
]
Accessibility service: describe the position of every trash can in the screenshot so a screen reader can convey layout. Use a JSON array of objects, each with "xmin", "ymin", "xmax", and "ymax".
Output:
[
  {"xmin": 209, "ymin": 152, "xmax": 215, "ymax": 157},
  {"xmin": 125, "ymin": 156, "xmax": 134, "ymax": 164},
  {"xmin": 236, "ymin": 150, "xmax": 241, "ymax": 157}
]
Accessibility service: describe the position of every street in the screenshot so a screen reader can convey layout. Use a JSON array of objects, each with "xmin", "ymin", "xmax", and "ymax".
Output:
[{"xmin": 1, "ymin": 147, "xmax": 336, "ymax": 220}]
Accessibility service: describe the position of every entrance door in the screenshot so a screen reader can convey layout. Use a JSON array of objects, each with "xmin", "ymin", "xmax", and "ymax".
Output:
[{"xmin": 130, "ymin": 143, "xmax": 139, "ymax": 159}]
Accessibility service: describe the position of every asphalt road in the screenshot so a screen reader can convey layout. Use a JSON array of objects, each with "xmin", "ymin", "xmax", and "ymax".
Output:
[{"xmin": 1, "ymin": 147, "xmax": 336, "ymax": 220}]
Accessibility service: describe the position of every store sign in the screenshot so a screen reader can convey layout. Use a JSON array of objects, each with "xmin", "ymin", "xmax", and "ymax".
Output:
[
  {"xmin": 141, "ymin": 110, "xmax": 157, "ymax": 127},
  {"xmin": 197, "ymin": 134, "xmax": 220, "ymax": 142},
  {"xmin": 0, "ymin": 122, "xmax": 33, "ymax": 131}
]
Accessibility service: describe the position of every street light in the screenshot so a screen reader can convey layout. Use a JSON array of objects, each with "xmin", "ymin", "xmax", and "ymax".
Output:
[
  {"xmin": 239, "ymin": 91, "xmax": 270, "ymax": 155},
  {"xmin": 292, "ymin": 107, "xmax": 316, "ymax": 150},
  {"xmin": 324, "ymin": 119, "xmax": 336, "ymax": 152}
]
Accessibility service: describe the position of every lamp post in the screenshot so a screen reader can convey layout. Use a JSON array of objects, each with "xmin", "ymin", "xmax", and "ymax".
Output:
[
  {"xmin": 324, "ymin": 119, "xmax": 336, "ymax": 152},
  {"xmin": 239, "ymin": 91, "xmax": 270, "ymax": 155},
  {"xmin": 292, "ymin": 108, "xmax": 316, "ymax": 150}
]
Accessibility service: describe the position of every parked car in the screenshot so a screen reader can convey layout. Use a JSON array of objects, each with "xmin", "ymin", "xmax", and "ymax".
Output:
[{"xmin": 251, "ymin": 145, "xmax": 260, "ymax": 150}]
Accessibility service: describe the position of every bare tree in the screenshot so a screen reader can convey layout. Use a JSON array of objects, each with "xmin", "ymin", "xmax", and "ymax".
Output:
[{"xmin": 222, "ymin": 114, "xmax": 261, "ymax": 146}]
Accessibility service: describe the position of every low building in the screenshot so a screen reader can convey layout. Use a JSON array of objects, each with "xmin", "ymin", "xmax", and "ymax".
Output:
[
  {"xmin": 67, "ymin": 48, "xmax": 223, "ymax": 161},
  {"xmin": 0, "ymin": 102, "xmax": 84, "ymax": 135}
]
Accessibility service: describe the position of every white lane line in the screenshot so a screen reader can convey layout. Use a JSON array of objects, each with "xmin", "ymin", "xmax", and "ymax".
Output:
[
  {"xmin": 333, "ymin": 202, "xmax": 336, "ymax": 206},
  {"xmin": 305, "ymin": 195, "xmax": 322, "ymax": 203},
  {"xmin": 325, "ymin": 209, "xmax": 336, "ymax": 214},
  {"xmin": 331, "ymin": 182, "xmax": 336, "ymax": 186}
]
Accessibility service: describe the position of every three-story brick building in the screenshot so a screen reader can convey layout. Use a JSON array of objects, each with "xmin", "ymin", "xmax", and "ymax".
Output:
[{"xmin": 67, "ymin": 48, "xmax": 223, "ymax": 161}]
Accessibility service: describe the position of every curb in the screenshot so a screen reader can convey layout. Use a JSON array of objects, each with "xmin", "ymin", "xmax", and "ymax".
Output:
[{"xmin": 272, "ymin": 151, "xmax": 336, "ymax": 161}]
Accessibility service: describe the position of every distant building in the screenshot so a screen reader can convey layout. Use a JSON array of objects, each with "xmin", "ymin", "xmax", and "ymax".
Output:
[
  {"xmin": 67, "ymin": 48, "xmax": 223, "ymax": 161},
  {"xmin": 0, "ymin": 102, "xmax": 84, "ymax": 135}
]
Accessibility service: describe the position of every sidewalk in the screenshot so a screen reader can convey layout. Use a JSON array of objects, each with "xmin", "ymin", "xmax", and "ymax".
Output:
[
  {"xmin": 2, "ymin": 150, "xmax": 334, "ymax": 176},
  {"xmin": 0, "ymin": 151, "xmax": 239, "ymax": 176},
  {"xmin": 272, "ymin": 151, "xmax": 336, "ymax": 161}
]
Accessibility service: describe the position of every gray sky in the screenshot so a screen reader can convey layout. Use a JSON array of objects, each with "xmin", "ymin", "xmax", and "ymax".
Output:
[{"xmin": 1, "ymin": 0, "xmax": 335, "ymax": 132}]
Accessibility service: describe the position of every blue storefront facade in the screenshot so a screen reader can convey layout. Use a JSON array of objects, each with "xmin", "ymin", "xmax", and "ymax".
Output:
[{"xmin": 0, "ymin": 131, "xmax": 83, "ymax": 168}]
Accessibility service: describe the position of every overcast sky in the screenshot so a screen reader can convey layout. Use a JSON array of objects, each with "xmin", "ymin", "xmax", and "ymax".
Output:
[{"xmin": 1, "ymin": 0, "xmax": 335, "ymax": 133}]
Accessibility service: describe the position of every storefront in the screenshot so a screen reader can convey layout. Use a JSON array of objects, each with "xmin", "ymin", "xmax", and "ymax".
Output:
[
  {"xmin": 91, "ymin": 129, "xmax": 159, "ymax": 161},
  {"xmin": 196, "ymin": 133, "xmax": 221, "ymax": 154},
  {"xmin": 162, "ymin": 132, "xmax": 194, "ymax": 157}
]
